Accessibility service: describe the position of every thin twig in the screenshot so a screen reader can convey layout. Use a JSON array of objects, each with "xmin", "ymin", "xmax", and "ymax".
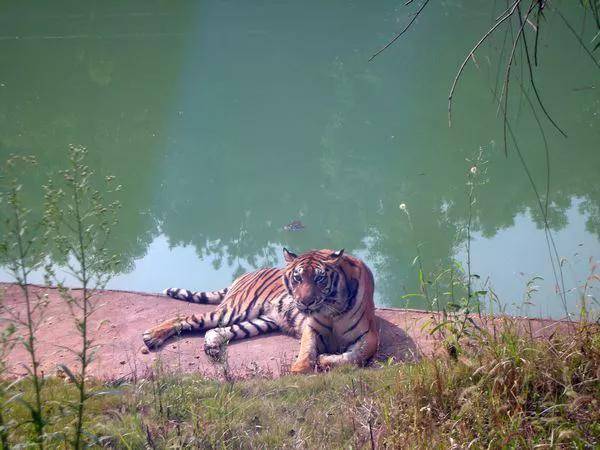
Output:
[
  {"xmin": 448, "ymin": 0, "xmax": 520, "ymax": 128},
  {"xmin": 493, "ymin": 89, "xmax": 569, "ymax": 316},
  {"xmin": 553, "ymin": 6, "xmax": 600, "ymax": 69},
  {"xmin": 534, "ymin": 3, "xmax": 542, "ymax": 66},
  {"xmin": 519, "ymin": 4, "xmax": 568, "ymax": 137},
  {"xmin": 499, "ymin": 1, "xmax": 534, "ymax": 155},
  {"xmin": 517, "ymin": 82, "xmax": 567, "ymax": 315},
  {"xmin": 369, "ymin": 0, "xmax": 431, "ymax": 62}
]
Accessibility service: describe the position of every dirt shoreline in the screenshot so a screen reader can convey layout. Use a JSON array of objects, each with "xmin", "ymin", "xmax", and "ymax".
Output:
[{"xmin": 0, "ymin": 283, "xmax": 570, "ymax": 380}]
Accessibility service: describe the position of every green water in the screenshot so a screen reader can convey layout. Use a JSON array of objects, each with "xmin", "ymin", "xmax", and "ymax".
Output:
[{"xmin": 1, "ymin": 1, "xmax": 598, "ymax": 318}]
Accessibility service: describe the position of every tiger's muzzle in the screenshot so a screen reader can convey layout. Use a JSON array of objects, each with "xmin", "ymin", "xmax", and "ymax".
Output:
[{"xmin": 294, "ymin": 297, "xmax": 324, "ymax": 314}]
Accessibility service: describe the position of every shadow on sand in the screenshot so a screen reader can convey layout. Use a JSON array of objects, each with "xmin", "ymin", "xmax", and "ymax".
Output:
[{"xmin": 375, "ymin": 316, "xmax": 421, "ymax": 363}]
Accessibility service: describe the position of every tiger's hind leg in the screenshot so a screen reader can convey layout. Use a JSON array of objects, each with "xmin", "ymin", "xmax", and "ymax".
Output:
[
  {"xmin": 203, "ymin": 316, "xmax": 279, "ymax": 359},
  {"xmin": 143, "ymin": 309, "xmax": 224, "ymax": 349}
]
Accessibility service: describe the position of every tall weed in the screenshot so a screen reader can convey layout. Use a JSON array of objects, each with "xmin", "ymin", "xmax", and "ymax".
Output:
[
  {"xmin": 0, "ymin": 156, "xmax": 48, "ymax": 448},
  {"xmin": 44, "ymin": 145, "xmax": 121, "ymax": 448}
]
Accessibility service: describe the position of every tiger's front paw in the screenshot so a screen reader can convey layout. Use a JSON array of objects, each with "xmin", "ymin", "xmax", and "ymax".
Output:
[
  {"xmin": 317, "ymin": 353, "xmax": 343, "ymax": 369},
  {"xmin": 290, "ymin": 359, "xmax": 315, "ymax": 374},
  {"xmin": 203, "ymin": 329, "xmax": 227, "ymax": 361},
  {"xmin": 142, "ymin": 326, "xmax": 172, "ymax": 350},
  {"xmin": 204, "ymin": 343, "xmax": 223, "ymax": 360}
]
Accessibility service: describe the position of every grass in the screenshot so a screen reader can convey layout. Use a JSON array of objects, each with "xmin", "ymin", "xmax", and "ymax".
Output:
[
  {"xmin": 1, "ymin": 149, "xmax": 598, "ymax": 448},
  {"xmin": 2, "ymin": 320, "xmax": 598, "ymax": 449},
  {"xmin": 382, "ymin": 322, "xmax": 600, "ymax": 448}
]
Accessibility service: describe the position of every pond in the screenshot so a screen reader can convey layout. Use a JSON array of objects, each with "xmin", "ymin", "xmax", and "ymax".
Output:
[{"xmin": 1, "ymin": 1, "xmax": 598, "ymax": 318}]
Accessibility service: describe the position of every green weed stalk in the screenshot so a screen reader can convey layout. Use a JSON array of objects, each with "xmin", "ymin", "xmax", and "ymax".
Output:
[
  {"xmin": 43, "ymin": 145, "xmax": 121, "ymax": 448},
  {"xmin": 0, "ymin": 156, "xmax": 47, "ymax": 448},
  {"xmin": 0, "ymin": 290, "xmax": 17, "ymax": 450}
]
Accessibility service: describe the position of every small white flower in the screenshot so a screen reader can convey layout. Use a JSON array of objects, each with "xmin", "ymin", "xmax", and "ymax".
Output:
[
  {"xmin": 470, "ymin": 166, "xmax": 477, "ymax": 174},
  {"xmin": 399, "ymin": 203, "xmax": 406, "ymax": 210}
]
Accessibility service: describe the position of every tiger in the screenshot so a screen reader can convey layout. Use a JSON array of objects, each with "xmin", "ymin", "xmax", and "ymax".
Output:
[{"xmin": 142, "ymin": 248, "xmax": 379, "ymax": 373}]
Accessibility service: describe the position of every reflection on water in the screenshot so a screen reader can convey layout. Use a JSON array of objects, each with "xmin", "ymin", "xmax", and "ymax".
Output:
[{"xmin": 0, "ymin": 1, "xmax": 599, "ymax": 318}]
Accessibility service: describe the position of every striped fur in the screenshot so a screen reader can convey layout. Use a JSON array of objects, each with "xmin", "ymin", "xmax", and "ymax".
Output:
[
  {"xmin": 163, "ymin": 287, "xmax": 228, "ymax": 305},
  {"xmin": 142, "ymin": 249, "xmax": 379, "ymax": 372}
]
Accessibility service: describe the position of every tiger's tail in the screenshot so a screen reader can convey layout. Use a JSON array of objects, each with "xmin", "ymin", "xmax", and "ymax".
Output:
[{"xmin": 163, "ymin": 287, "xmax": 228, "ymax": 305}]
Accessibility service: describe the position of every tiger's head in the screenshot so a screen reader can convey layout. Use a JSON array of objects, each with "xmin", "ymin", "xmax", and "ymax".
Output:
[{"xmin": 282, "ymin": 248, "xmax": 346, "ymax": 316}]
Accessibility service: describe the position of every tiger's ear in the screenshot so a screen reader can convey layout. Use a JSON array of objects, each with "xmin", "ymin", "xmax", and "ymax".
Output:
[
  {"xmin": 283, "ymin": 247, "xmax": 298, "ymax": 263},
  {"xmin": 328, "ymin": 249, "xmax": 344, "ymax": 263}
]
